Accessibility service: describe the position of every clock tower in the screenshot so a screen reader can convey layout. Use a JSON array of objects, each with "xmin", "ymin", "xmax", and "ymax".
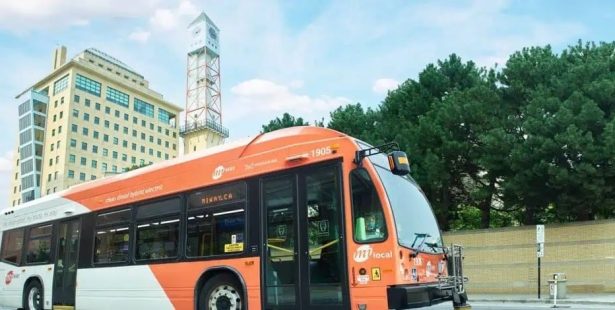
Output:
[{"xmin": 181, "ymin": 12, "xmax": 228, "ymax": 154}]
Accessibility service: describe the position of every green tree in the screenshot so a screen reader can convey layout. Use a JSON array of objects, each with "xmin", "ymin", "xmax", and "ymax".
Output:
[
  {"xmin": 328, "ymin": 103, "xmax": 379, "ymax": 143},
  {"xmin": 261, "ymin": 113, "xmax": 309, "ymax": 133},
  {"xmin": 378, "ymin": 54, "xmax": 506, "ymax": 229},
  {"xmin": 500, "ymin": 41, "xmax": 615, "ymax": 223}
]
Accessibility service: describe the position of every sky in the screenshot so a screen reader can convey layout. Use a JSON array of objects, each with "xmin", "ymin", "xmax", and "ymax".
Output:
[{"xmin": 0, "ymin": 0, "xmax": 614, "ymax": 206}]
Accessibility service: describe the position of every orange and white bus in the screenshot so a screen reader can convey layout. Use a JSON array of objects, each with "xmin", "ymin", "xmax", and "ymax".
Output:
[{"xmin": 0, "ymin": 126, "xmax": 467, "ymax": 310}]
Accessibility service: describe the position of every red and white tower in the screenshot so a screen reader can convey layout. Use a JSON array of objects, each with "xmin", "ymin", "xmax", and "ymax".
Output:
[{"xmin": 181, "ymin": 12, "xmax": 229, "ymax": 154}]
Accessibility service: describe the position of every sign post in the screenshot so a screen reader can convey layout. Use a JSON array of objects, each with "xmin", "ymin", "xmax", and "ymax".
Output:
[{"xmin": 536, "ymin": 225, "xmax": 545, "ymax": 299}]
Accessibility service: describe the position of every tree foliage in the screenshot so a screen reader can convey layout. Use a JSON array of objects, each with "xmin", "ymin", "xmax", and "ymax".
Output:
[
  {"xmin": 261, "ymin": 41, "xmax": 615, "ymax": 230},
  {"xmin": 261, "ymin": 113, "xmax": 309, "ymax": 133}
]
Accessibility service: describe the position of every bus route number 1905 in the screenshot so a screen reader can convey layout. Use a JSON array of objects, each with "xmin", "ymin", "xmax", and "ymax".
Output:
[{"xmin": 311, "ymin": 146, "xmax": 332, "ymax": 158}]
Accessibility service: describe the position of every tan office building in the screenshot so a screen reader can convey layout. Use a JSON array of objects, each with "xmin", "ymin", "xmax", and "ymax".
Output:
[{"xmin": 9, "ymin": 47, "xmax": 182, "ymax": 206}]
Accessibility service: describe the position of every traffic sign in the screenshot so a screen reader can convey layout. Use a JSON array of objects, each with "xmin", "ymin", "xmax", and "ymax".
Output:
[
  {"xmin": 537, "ymin": 242, "xmax": 544, "ymax": 258},
  {"xmin": 536, "ymin": 225, "xmax": 545, "ymax": 243}
]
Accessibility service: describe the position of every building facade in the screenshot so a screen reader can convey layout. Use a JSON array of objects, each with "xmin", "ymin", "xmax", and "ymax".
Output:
[{"xmin": 9, "ymin": 47, "xmax": 182, "ymax": 206}]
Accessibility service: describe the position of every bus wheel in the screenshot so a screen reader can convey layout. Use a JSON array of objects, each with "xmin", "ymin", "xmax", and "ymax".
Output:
[
  {"xmin": 199, "ymin": 273, "xmax": 243, "ymax": 310},
  {"xmin": 23, "ymin": 280, "xmax": 43, "ymax": 310}
]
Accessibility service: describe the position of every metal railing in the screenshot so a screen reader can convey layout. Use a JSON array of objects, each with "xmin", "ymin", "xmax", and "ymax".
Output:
[{"xmin": 180, "ymin": 118, "xmax": 229, "ymax": 138}]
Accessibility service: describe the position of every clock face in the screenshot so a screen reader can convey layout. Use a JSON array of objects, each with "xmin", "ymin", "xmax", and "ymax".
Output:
[
  {"xmin": 192, "ymin": 27, "xmax": 201, "ymax": 37},
  {"xmin": 208, "ymin": 27, "xmax": 217, "ymax": 41}
]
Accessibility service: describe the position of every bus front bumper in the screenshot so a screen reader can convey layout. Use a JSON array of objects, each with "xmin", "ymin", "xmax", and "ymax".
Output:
[{"xmin": 387, "ymin": 284, "xmax": 454, "ymax": 309}]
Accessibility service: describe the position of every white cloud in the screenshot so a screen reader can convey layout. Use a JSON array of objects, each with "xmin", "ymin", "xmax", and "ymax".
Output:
[
  {"xmin": 228, "ymin": 79, "xmax": 352, "ymax": 121},
  {"xmin": 0, "ymin": 151, "xmax": 15, "ymax": 173},
  {"xmin": 372, "ymin": 78, "xmax": 399, "ymax": 94},
  {"xmin": 150, "ymin": 9, "xmax": 178, "ymax": 30},
  {"xmin": 0, "ymin": 151, "xmax": 15, "ymax": 209},
  {"xmin": 0, "ymin": 0, "xmax": 164, "ymax": 33},
  {"xmin": 128, "ymin": 29, "xmax": 151, "ymax": 43}
]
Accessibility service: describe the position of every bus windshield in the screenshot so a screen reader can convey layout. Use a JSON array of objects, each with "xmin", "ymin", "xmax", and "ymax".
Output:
[{"xmin": 369, "ymin": 154, "xmax": 444, "ymax": 254}]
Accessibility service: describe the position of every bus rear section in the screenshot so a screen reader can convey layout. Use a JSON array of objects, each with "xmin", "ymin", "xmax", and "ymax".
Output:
[{"xmin": 349, "ymin": 142, "xmax": 469, "ymax": 309}]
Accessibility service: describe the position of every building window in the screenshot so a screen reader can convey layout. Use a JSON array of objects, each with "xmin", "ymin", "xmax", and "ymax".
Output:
[
  {"xmin": 141, "ymin": 120, "xmax": 146, "ymax": 127},
  {"xmin": 112, "ymin": 165, "xmax": 117, "ymax": 172},
  {"xmin": 124, "ymin": 113, "xmax": 129, "ymax": 121},
  {"xmin": 141, "ymin": 133, "xmax": 145, "ymax": 140},
  {"xmin": 158, "ymin": 108, "xmax": 174, "ymax": 125},
  {"xmin": 94, "ymin": 116, "xmax": 100, "ymax": 125},
  {"xmin": 103, "ymin": 134, "xmax": 109, "ymax": 142},
  {"xmin": 85, "ymin": 98, "xmax": 91, "ymax": 107},
  {"xmin": 122, "ymin": 140, "xmax": 128, "ymax": 148},
  {"xmin": 53, "ymin": 74, "xmax": 69, "ymax": 95},
  {"xmin": 102, "ymin": 163, "xmax": 107, "ymax": 171},
  {"xmin": 72, "ymin": 109, "xmax": 79, "ymax": 117},
  {"xmin": 70, "ymin": 139, "xmax": 76, "ymax": 147},
  {"xmin": 123, "ymin": 127, "xmax": 128, "ymax": 134},
  {"xmin": 80, "ymin": 157, "xmax": 87, "ymax": 166},
  {"xmin": 114, "ymin": 123, "xmax": 119, "ymax": 131},
  {"xmin": 82, "ymin": 127, "xmax": 89, "ymax": 136},
  {"xmin": 133, "ymin": 117, "xmax": 138, "ymax": 124},
  {"xmin": 93, "ymin": 131, "xmax": 99, "ymax": 139},
  {"xmin": 60, "ymin": 111, "xmax": 63, "ymax": 119},
  {"xmin": 104, "ymin": 120, "xmax": 110, "ymax": 128},
  {"xmin": 91, "ymin": 160, "xmax": 97, "ymax": 168},
  {"xmin": 69, "ymin": 154, "xmax": 76, "ymax": 163},
  {"xmin": 150, "ymin": 123, "xmax": 154, "ymax": 130},
  {"xmin": 114, "ymin": 110, "xmax": 120, "ymax": 118},
  {"xmin": 107, "ymin": 86, "xmax": 129, "ymax": 107},
  {"xmin": 113, "ymin": 137, "xmax": 118, "ymax": 145},
  {"xmin": 140, "ymin": 146, "xmax": 145, "ymax": 153},
  {"xmin": 131, "ymin": 156, "xmax": 136, "ymax": 164},
  {"xmin": 81, "ymin": 142, "xmax": 87, "ymax": 150},
  {"xmin": 122, "ymin": 154, "xmax": 127, "ymax": 161},
  {"xmin": 112, "ymin": 151, "xmax": 118, "ymax": 159},
  {"xmin": 91, "ymin": 175, "xmax": 96, "ymax": 180},
  {"xmin": 95, "ymin": 102, "xmax": 101, "ymax": 110},
  {"xmin": 68, "ymin": 170, "xmax": 75, "ymax": 178},
  {"xmin": 83, "ymin": 113, "xmax": 90, "ymax": 121},
  {"xmin": 49, "ymin": 158, "xmax": 53, "ymax": 166},
  {"xmin": 74, "ymin": 95, "xmax": 80, "ymax": 103},
  {"xmin": 132, "ymin": 143, "xmax": 137, "ymax": 151},
  {"xmin": 71, "ymin": 124, "xmax": 78, "ymax": 132},
  {"xmin": 76, "ymin": 74, "xmax": 101, "ymax": 96},
  {"xmin": 134, "ymin": 98, "xmax": 154, "ymax": 118},
  {"xmin": 105, "ymin": 107, "xmax": 110, "ymax": 114},
  {"xmin": 132, "ymin": 130, "xmax": 137, "ymax": 137},
  {"xmin": 92, "ymin": 145, "xmax": 98, "ymax": 154},
  {"xmin": 80, "ymin": 172, "xmax": 86, "ymax": 181},
  {"xmin": 103, "ymin": 148, "xmax": 108, "ymax": 156},
  {"xmin": 58, "ymin": 126, "xmax": 62, "ymax": 133}
]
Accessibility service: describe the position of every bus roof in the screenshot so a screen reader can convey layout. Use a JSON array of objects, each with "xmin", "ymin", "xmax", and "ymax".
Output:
[{"xmin": 2, "ymin": 126, "xmax": 353, "ymax": 229}]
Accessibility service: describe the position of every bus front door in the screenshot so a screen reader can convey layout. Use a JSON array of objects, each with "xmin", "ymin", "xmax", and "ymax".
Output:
[
  {"xmin": 52, "ymin": 218, "xmax": 80, "ymax": 308},
  {"xmin": 263, "ymin": 163, "xmax": 348, "ymax": 310}
]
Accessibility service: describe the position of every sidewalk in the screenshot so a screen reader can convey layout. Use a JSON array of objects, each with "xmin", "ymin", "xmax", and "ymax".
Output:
[{"xmin": 469, "ymin": 294, "xmax": 615, "ymax": 306}]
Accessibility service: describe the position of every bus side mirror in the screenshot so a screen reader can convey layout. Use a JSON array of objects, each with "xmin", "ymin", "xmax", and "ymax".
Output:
[{"xmin": 388, "ymin": 151, "xmax": 411, "ymax": 176}]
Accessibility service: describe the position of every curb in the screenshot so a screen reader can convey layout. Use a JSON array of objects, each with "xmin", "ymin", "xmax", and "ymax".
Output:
[{"xmin": 469, "ymin": 298, "xmax": 615, "ymax": 306}]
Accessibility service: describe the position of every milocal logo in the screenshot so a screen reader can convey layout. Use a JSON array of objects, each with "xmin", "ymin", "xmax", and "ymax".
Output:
[
  {"xmin": 5, "ymin": 271, "xmax": 14, "ymax": 285},
  {"xmin": 353, "ymin": 245, "xmax": 393, "ymax": 263},
  {"xmin": 212, "ymin": 165, "xmax": 235, "ymax": 180},
  {"xmin": 212, "ymin": 165, "xmax": 225, "ymax": 180}
]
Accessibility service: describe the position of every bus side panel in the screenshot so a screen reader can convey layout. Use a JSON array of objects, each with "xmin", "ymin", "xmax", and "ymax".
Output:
[
  {"xmin": 0, "ymin": 262, "xmax": 54, "ymax": 309},
  {"xmin": 149, "ymin": 257, "xmax": 261, "ymax": 310},
  {"xmin": 76, "ymin": 265, "xmax": 175, "ymax": 310}
]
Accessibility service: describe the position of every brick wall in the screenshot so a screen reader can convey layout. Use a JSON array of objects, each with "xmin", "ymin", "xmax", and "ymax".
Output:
[{"xmin": 443, "ymin": 219, "xmax": 615, "ymax": 294}]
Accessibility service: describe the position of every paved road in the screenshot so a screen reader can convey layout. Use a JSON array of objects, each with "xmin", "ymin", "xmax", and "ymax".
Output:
[{"xmin": 422, "ymin": 301, "xmax": 615, "ymax": 310}]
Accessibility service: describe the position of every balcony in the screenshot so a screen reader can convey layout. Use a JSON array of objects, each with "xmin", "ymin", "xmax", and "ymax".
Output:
[{"xmin": 180, "ymin": 118, "xmax": 229, "ymax": 138}]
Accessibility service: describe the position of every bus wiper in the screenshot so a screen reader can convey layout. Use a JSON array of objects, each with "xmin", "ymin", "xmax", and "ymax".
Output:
[{"xmin": 410, "ymin": 233, "xmax": 430, "ymax": 250}]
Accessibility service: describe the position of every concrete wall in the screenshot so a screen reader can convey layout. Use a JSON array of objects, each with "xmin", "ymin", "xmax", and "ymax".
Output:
[{"xmin": 443, "ymin": 219, "xmax": 615, "ymax": 294}]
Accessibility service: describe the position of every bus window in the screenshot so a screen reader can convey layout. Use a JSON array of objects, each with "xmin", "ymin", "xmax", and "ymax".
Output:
[
  {"xmin": 1, "ymin": 228, "xmax": 24, "ymax": 265},
  {"xmin": 26, "ymin": 224, "xmax": 52, "ymax": 264},
  {"xmin": 186, "ymin": 182, "xmax": 247, "ymax": 257},
  {"xmin": 136, "ymin": 197, "xmax": 181, "ymax": 261},
  {"xmin": 351, "ymin": 169, "xmax": 387, "ymax": 243},
  {"xmin": 94, "ymin": 209, "xmax": 131, "ymax": 264}
]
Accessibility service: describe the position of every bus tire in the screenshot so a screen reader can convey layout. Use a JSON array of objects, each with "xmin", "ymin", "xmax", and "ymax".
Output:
[
  {"xmin": 198, "ymin": 273, "xmax": 244, "ymax": 310},
  {"xmin": 23, "ymin": 280, "xmax": 43, "ymax": 310}
]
